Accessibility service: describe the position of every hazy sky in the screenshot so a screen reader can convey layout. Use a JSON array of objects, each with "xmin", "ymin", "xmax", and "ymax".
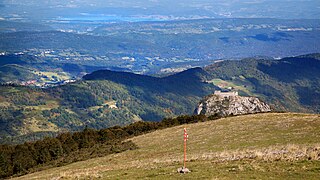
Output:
[{"xmin": 0, "ymin": 0, "xmax": 319, "ymax": 20}]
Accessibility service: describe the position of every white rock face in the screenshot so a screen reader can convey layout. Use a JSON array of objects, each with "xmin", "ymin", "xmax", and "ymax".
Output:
[{"xmin": 195, "ymin": 93, "xmax": 271, "ymax": 117}]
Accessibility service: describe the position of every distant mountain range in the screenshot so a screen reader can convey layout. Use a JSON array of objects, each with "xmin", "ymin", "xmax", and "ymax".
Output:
[
  {"xmin": 1, "ymin": 18, "xmax": 319, "ymax": 74},
  {"xmin": 0, "ymin": 53, "xmax": 319, "ymax": 144}
]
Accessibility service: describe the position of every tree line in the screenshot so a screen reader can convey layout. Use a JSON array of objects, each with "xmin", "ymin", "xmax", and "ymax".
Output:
[{"xmin": 0, "ymin": 114, "xmax": 217, "ymax": 178}]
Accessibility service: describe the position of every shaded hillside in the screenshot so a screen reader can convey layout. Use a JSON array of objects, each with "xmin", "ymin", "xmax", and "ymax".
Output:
[
  {"xmin": 1, "ymin": 53, "xmax": 320, "ymax": 144},
  {"xmin": 0, "ymin": 68, "xmax": 215, "ymax": 144},
  {"xmin": 0, "ymin": 54, "xmax": 117, "ymax": 83},
  {"xmin": 204, "ymin": 53, "xmax": 320, "ymax": 113},
  {"xmin": 14, "ymin": 113, "xmax": 320, "ymax": 179},
  {"xmin": 0, "ymin": 55, "xmax": 30, "ymax": 66},
  {"xmin": 83, "ymin": 67, "xmax": 211, "ymax": 95},
  {"xmin": 0, "ymin": 65, "xmax": 38, "ymax": 83}
]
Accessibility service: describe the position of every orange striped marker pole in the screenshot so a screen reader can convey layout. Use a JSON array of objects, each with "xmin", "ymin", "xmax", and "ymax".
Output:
[{"xmin": 183, "ymin": 127, "xmax": 188, "ymax": 168}]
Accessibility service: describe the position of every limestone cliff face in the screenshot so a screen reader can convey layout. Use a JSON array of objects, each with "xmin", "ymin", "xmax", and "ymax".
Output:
[{"xmin": 195, "ymin": 93, "xmax": 271, "ymax": 117}]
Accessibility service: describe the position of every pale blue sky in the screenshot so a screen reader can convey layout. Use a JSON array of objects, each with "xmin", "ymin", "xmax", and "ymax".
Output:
[{"xmin": 0, "ymin": 0, "xmax": 319, "ymax": 20}]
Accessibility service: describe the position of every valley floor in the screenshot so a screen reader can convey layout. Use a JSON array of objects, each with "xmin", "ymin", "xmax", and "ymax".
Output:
[{"xmin": 15, "ymin": 113, "xmax": 320, "ymax": 179}]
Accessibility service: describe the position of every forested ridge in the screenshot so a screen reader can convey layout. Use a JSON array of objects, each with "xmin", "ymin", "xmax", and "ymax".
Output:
[
  {"xmin": 0, "ymin": 68, "xmax": 214, "ymax": 144},
  {"xmin": 1, "ymin": 54, "xmax": 320, "ymax": 145}
]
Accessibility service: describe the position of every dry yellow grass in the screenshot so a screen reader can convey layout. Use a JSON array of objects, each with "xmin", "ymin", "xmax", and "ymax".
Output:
[{"xmin": 14, "ymin": 113, "xmax": 320, "ymax": 179}]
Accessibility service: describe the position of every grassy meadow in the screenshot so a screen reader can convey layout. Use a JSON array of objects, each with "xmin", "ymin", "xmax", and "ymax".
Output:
[{"xmin": 14, "ymin": 113, "xmax": 320, "ymax": 179}]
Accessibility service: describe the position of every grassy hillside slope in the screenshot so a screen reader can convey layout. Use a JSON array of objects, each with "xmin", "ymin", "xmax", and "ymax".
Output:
[{"xmin": 15, "ymin": 113, "xmax": 320, "ymax": 179}]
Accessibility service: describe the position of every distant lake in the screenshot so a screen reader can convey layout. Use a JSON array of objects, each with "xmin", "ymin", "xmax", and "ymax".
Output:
[{"xmin": 55, "ymin": 13, "xmax": 170, "ymax": 23}]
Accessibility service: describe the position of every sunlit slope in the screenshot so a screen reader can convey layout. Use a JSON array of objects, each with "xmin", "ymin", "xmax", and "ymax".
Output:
[{"xmin": 16, "ymin": 113, "xmax": 320, "ymax": 179}]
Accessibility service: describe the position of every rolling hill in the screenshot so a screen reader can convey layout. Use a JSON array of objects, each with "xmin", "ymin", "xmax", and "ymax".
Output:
[
  {"xmin": 1, "ymin": 53, "xmax": 320, "ymax": 144},
  {"xmin": 1, "ymin": 19, "xmax": 319, "ymax": 61},
  {"xmin": 204, "ymin": 54, "xmax": 320, "ymax": 113},
  {"xmin": 13, "ymin": 113, "xmax": 320, "ymax": 179},
  {"xmin": 0, "ymin": 68, "xmax": 215, "ymax": 144}
]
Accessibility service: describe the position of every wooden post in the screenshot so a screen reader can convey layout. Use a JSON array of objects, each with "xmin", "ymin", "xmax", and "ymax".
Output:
[
  {"xmin": 183, "ymin": 127, "xmax": 188, "ymax": 168},
  {"xmin": 184, "ymin": 135, "xmax": 187, "ymax": 168},
  {"xmin": 178, "ymin": 128, "xmax": 190, "ymax": 173}
]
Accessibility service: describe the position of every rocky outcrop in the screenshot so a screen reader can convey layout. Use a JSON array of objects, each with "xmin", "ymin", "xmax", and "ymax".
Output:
[{"xmin": 195, "ymin": 93, "xmax": 271, "ymax": 117}]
